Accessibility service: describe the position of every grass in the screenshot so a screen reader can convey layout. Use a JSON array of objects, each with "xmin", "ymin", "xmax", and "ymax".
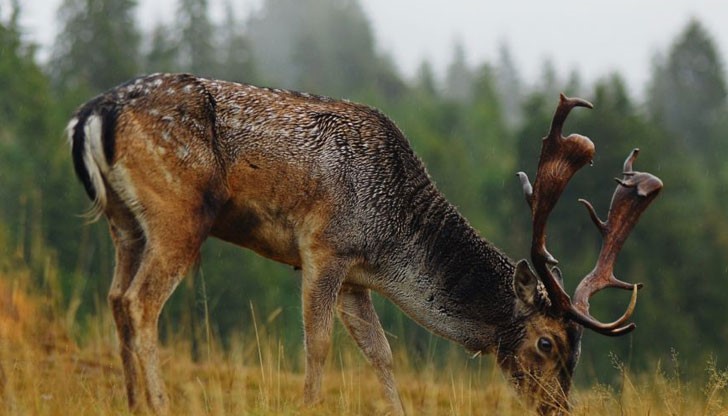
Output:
[{"xmin": 1, "ymin": 270, "xmax": 728, "ymax": 415}]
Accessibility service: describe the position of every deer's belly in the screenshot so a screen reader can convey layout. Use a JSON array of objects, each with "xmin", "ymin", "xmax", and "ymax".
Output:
[{"xmin": 210, "ymin": 202, "xmax": 302, "ymax": 268}]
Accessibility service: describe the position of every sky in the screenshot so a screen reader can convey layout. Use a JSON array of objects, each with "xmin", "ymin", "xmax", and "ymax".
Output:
[{"xmin": 13, "ymin": 0, "xmax": 728, "ymax": 97}]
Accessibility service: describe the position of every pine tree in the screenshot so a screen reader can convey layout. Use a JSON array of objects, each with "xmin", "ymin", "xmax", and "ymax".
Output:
[
  {"xmin": 176, "ymin": 0, "xmax": 216, "ymax": 76},
  {"xmin": 145, "ymin": 22, "xmax": 178, "ymax": 74},
  {"xmin": 648, "ymin": 19, "xmax": 727, "ymax": 150},
  {"xmin": 443, "ymin": 42, "xmax": 474, "ymax": 102},
  {"xmin": 214, "ymin": 1, "xmax": 257, "ymax": 83},
  {"xmin": 51, "ymin": 0, "xmax": 141, "ymax": 93},
  {"xmin": 247, "ymin": 0, "xmax": 396, "ymax": 97}
]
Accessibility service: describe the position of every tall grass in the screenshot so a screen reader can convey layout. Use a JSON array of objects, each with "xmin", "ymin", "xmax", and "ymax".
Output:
[{"xmin": 1, "ymin": 264, "xmax": 727, "ymax": 415}]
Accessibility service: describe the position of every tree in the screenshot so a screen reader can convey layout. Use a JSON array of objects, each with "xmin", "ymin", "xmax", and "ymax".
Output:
[
  {"xmin": 494, "ymin": 43, "xmax": 523, "ymax": 128},
  {"xmin": 213, "ymin": 2, "xmax": 257, "ymax": 83},
  {"xmin": 145, "ymin": 23, "xmax": 178, "ymax": 74},
  {"xmin": 0, "ymin": 2, "xmax": 55, "ymax": 266},
  {"xmin": 247, "ymin": 0, "xmax": 400, "ymax": 98},
  {"xmin": 51, "ymin": 0, "xmax": 140, "ymax": 93},
  {"xmin": 176, "ymin": 0, "xmax": 216, "ymax": 77},
  {"xmin": 648, "ymin": 19, "xmax": 727, "ymax": 151},
  {"xmin": 443, "ymin": 41, "xmax": 474, "ymax": 102},
  {"xmin": 414, "ymin": 60, "xmax": 437, "ymax": 96}
]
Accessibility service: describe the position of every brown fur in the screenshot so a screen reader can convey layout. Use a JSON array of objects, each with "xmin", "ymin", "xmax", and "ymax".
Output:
[{"xmin": 69, "ymin": 73, "xmax": 584, "ymax": 415}]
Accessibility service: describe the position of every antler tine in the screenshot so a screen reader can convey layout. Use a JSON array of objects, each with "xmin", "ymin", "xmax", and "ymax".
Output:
[
  {"xmin": 518, "ymin": 94, "xmax": 595, "ymax": 313},
  {"xmin": 571, "ymin": 149, "xmax": 663, "ymax": 335},
  {"xmin": 548, "ymin": 93, "xmax": 594, "ymax": 141},
  {"xmin": 623, "ymin": 147, "xmax": 639, "ymax": 173}
]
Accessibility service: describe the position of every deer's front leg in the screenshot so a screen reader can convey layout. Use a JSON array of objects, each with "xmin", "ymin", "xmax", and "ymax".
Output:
[
  {"xmin": 301, "ymin": 256, "xmax": 349, "ymax": 405},
  {"xmin": 338, "ymin": 284, "xmax": 404, "ymax": 416}
]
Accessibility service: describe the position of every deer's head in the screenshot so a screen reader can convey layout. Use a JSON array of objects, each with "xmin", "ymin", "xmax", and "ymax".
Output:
[{"xmin": 500, "ymin": 95, "xmax": 663, "ymax": 415}]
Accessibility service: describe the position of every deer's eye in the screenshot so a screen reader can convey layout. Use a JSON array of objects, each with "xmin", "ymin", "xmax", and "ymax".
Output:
[{"xmin": 537, "ymin": 337, "xmax": 553, "ymax": 353}]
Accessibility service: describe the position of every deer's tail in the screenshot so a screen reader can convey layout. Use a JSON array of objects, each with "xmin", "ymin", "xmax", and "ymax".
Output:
[{"xmin": 67, "ymin": 95, "xmax": 120, "ymax": 220}]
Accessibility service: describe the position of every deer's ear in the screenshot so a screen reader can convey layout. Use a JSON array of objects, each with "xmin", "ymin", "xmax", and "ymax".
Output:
[{"xmin": 513, "ymin": 259, "xmax": 540, "ymax": 308}]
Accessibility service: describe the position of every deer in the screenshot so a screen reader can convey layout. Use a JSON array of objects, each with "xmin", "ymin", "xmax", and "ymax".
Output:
[{"xmin": 67, "ymin": 72, "xmax": 662, "ymax": 415}]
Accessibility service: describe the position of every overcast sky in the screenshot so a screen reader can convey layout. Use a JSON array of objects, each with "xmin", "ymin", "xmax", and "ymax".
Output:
[{"xmin": 15, "ymin": 0, "xmax": 728, "ymax": 96}]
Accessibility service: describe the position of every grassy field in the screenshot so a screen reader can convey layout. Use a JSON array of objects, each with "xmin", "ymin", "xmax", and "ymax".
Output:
[{"xmin": 1, "ymin": 272, "xmax": 728, "ymax": 416}]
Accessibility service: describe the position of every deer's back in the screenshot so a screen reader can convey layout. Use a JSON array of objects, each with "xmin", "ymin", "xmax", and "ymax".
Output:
[
  {"xmin": 202, "ymin": 78, "xmax": 445, "ymax": 268},
  {"xmin": 87, "ymin": 73, "xmax": 446, "ymax": 271}
]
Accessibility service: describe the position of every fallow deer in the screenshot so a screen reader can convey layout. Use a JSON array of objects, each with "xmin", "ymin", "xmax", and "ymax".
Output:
[{"xmin": 68, "ymin": 73, "xmax": 662, "ymax": 415}]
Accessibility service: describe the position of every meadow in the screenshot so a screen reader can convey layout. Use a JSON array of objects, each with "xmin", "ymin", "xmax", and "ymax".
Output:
[
  {"xmin": 3, "ymin": 5, "xmax": 728, "ymax": 415},
  {"xmin": 1, "ymin": 267, "xmax": 727, "ymax": 416}
]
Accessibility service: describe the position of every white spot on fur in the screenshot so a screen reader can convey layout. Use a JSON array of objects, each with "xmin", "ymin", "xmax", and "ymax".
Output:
[
  {"xmin": 183, "ymin": 84, "xmax": 193, "ymax": 94},
  {"xmin": 176, "ymin": 145, "xmax": 190, "ymax": 160},
  {"xmin": 161, "ymin": 167, "xmax": 176, "ymax": 187}
]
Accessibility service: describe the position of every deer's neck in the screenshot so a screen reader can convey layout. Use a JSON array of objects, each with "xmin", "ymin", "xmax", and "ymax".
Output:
[{"xmin": 374, "ymin": 198, "xmax": 524, "ymax": 353}]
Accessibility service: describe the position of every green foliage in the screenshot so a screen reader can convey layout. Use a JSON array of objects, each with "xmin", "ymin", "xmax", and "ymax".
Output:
[
  {"xmin": 51, "ymin": 0, "xmax": 141, "ymax": 93},
  {"xmin": 213, "ymin": 2, "xmax": 258, "ymax": 83},
  {"xmin": 0, "ymin": 5, "xmax": 71, "ymax": 280},
  {"xmin": 145, "ymin": 23, "xmax": 179, "ymax": 74},
  {"xmin": 176, "ymin": 0, "xmax": 215, "ymax": 76},
  {"xmin": 1, "ymin": 0, "xmax": 727, "ymax": 390},
  {"xmin": 648, "ymin": 19, "xmax": 727, "ymax": 154},
  {"xmin": 247, "ymin": 0, "xmax": 402, "ymax": 98}
]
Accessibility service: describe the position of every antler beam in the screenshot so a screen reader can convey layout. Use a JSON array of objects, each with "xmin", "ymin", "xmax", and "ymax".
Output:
[
  {"xmin": 517, "ymin": 93, "xmax": 595, "ymax": 312},
  {"xmin": 572, "ymin": 148, "xmax": 663, "ymax": 335},
  {"xmin": 517, "ymin": 95, "xmax": 663, "ymax": 336}
]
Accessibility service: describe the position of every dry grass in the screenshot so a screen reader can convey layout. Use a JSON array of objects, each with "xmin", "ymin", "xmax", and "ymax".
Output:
[{"xmin": 1, "ymin": 272, "xmax": 728, "ymax": 416}]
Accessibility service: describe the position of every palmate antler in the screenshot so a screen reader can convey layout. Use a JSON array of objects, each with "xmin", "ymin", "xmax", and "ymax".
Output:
[
  {"xmin": 517, "ymin": 94, "xmax": 596, "ymax": 313},
  {"xmin": 573, "ymin": 149, "xmax": 663, "ymax": 335},
  {"xmin": 517, "ymin": 94, "xmax": 663, "ymax": 336}
]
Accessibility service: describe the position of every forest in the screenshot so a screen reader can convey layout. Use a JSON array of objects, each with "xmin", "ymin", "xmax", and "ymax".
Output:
[{"xmin": 1, "ymin": 0, "xmax": 727, "ymax": 395}]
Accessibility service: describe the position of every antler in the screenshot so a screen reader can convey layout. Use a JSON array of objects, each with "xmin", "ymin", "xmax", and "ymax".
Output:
[
  {"xmin": 516, "ymin": 93, "xmax": 595, "ymax": 312},
  {"xmin": 573, "ymin": 149, "xmax": 663, "ymax": 335},
  {"xmin": 517, "ymin": 95, "xmax": 663, "ymax": 336}
]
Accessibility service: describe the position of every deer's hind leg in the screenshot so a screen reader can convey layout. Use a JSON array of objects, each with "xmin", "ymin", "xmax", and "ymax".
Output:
[
  {"xmin": 105, "ymin": 179, "xmax": 220, "ymax": 414},
  {"xmin": 118, "ymin": 209, "xmax": 213, "ymax": 414},
  {"xmin": 337, "ymin": 284, "xmax": 404, "ymax": 415},
  {"xmin": 107, "ymin": 208, "xmax": 146, "ymax": 412},
  {"xmin": 105, "ymin": 181, "xmax": 156, "ymax": 412}
]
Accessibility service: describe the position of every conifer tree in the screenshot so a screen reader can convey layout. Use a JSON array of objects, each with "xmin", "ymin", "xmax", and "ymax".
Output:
[{"xmin": 51, "ymin": 0, "xmax": 141, "ymax": 93}]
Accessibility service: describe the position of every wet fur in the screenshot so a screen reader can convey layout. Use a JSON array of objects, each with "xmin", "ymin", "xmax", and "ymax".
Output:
[{"xmin": 70, "ymin": 73, "xmax": 580, "ymax": 415}]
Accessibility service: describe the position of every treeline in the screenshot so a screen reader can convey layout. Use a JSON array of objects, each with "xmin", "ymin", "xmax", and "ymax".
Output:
[{"xmin": 0, "ymin": 0, "xmax": 726, "ymax": 384}]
